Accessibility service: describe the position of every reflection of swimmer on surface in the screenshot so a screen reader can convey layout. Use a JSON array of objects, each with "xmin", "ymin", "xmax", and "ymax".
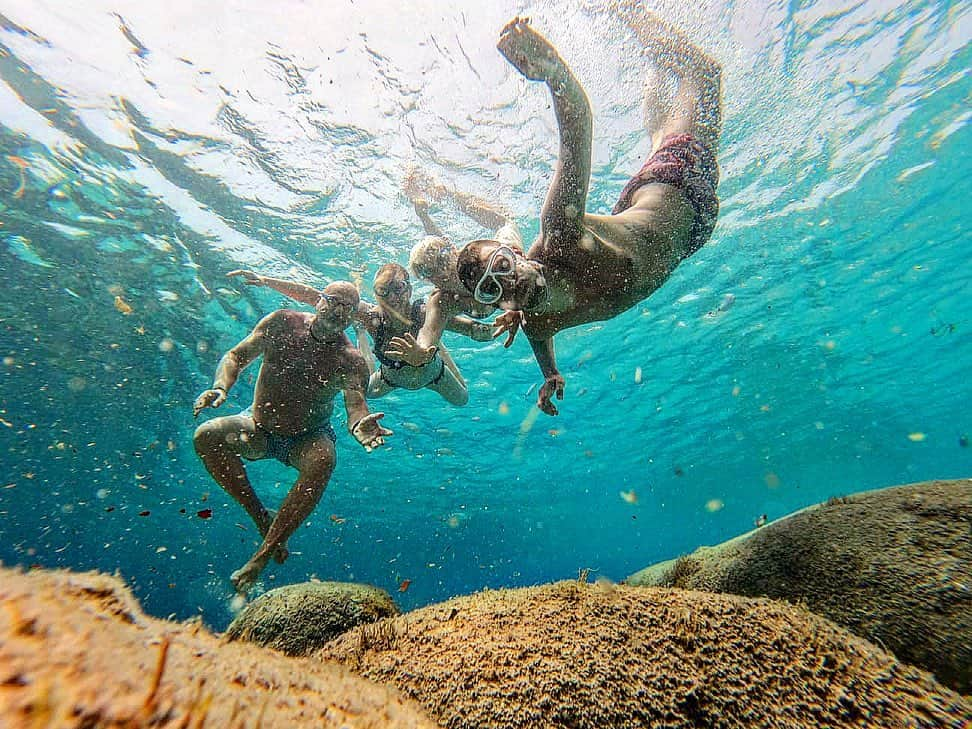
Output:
[
  {"xmin": 192, "ymin": 281, "xmax": 392, "ymax": 594},
  {"xmin": 227, "ymin": 263, "xmax": 492, "ymax": 406},
  {"xmin": 452, "ymin": 13, "xmax": 723, "ymax": 415}
]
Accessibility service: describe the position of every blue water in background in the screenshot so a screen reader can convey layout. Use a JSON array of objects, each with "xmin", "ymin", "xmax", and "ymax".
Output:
[{"xmin": 0, "ymin": 1, "xmax": 969, "ymax": 630}]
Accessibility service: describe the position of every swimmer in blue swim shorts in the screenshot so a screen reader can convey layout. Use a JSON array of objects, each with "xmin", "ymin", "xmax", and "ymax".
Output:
[{"xmin": 192, "ymin": 281, "xmax": 392, "ymax": 594}]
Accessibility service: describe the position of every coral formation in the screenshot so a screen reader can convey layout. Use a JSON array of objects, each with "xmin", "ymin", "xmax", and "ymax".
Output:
[
  {"xmin": 320, "ymin": 580, "xmax": 971, "ymax": 728},
  {"xmin": 226, "ymin": 580, "xmax": 400, "ymax": 657},
  {"xmin": 0, "ymin": 567, "xmax": 436, "ymax": 728},
  {"xmin": 627, "ymin": 478, "xmax": 972, "ymax": 693}
]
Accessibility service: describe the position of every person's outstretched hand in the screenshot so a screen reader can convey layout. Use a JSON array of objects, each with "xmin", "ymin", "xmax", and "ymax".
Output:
[
  {"xmin": 227, "ymin": 269, "xmax": 266, "ymax": 287},
  {"xmin": 384, "ymin": 332, "xmax": 438, "ymax": 367},
  {"xmin": 351, "ymin": 413, "xmax": 393, "ymax": 452},
  {"xmin": 193, "ymin": 388, "xmax": 226, "ymax": 418},
  {"xmin": 497, "ymin": 17, "xmax": 564, "ymax": 83},
  {"xmin": 537, "ymin": 374, "xmax": 565, "ymax": 416},
  {"xmin": 492, "ymin": 310, "xmax": 525, "ymax": 348}
]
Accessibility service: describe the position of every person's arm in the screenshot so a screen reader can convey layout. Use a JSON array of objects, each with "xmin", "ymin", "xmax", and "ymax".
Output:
[
  {"xmin": 192, "ymin": 314, "xmax": 271, "ymax": 416},
  {"xmin": 227, "ymin": 270, "xmax": 321, "ymax": 308},
  {"xmin": 414, "ymin": 289, "xmax": 453, "ymax": 353},
  {"xmin": 527, "ymin": 334, "xmax": 566, "ymax": 416},
  {"xmin": 412, "ymin": 198, "xmax": 448, "ymax": 239},
  {"xmin": 444, "ymin": 314, "xmax": 494, "ymax": 342},
  {"xmin": 353, "ymin": 321, "xmax": 378, "ymax": 376},
  {"xmin": 341, "ymin": 354, "xmax": 392, "ymax": 452},
  {"xmin": 497, "ymin": 18, "xmax": 592, "ymax": 258}
]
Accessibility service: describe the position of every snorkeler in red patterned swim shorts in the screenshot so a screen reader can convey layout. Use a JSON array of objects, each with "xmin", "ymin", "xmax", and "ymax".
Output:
[{"xmin": 450, "ymin": 12, "xmax": 723, "ymax": 415}]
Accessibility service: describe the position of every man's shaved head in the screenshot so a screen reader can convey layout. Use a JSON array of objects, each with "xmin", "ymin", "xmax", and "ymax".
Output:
[{"xmin": 323, "ymin": 280, "xmax": 360, "ymax": 307}]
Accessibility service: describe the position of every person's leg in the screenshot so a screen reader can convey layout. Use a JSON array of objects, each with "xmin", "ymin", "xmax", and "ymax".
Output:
[
  {"xmin": 193, "ymin": 414, "xmax": 272, "ymax": 532},
  {"xmin": 614, "ymin": 5, "xmax": 722, "ymax": 153},
  {"xmin": 229, "ymin": 434, "xmax": 336, "ymax": 593},
  {"xmin": 427, "ymin": 357, "xmax": 469, "ymax": 406},
  {"xmin": 193, "ymin": 415, "xmax": 289, "ymax": 565}
]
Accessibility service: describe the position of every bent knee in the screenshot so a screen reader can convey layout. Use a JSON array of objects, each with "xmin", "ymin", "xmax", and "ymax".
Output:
[
  {"xmin": 193, "ymin": 419, "xmax": 247, "ymax": 455},
  {"xmin": 193, "ymin": 421, "xmax": 223, "ymax": 453}
]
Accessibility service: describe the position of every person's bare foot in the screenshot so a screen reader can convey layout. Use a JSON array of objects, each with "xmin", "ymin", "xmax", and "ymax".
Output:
[{"xmin": 230, "ymin": 560, "xmax": 263, "ymax": 594}]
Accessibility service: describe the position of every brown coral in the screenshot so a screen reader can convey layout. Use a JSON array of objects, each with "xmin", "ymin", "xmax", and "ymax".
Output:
[
  {"xmin": 0, "ymin": 567, "xmax": 437, "ymax": 729},
  {"xmin": 320, "ymin": 580, "xmax": 971, "ymax": 729},
  {"xmin": 627, "ymin": 478, "xmax": 972, "ymax": 693},
  {"xmin": 225, "ymin": 581, "xmax": 400, "ymax": 657}
]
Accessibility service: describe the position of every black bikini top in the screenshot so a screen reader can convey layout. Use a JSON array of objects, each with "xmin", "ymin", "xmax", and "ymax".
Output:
[{"xmin": 373, "ymin": 299, "xmax": 427, "ymax": 370}]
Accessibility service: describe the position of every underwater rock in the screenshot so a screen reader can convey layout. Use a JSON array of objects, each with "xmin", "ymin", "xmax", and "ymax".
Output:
[
  {"xmin": 626, "ymin": 478, "xmax": 972, "ymax": 694},
  {"xmin": 319, "ymin": 580, "xmax": 971, "ymax": 728},
  {"xmin": 226, "ymin": 581, "xmax": 400, "ymax": 657},
  {"xmin": 0, "ymin": 567, "xmax": 436, "ymax": 729}
]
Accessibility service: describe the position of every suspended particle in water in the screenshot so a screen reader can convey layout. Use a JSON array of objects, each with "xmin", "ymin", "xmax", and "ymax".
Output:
[
  {"xmin": 95, "ymin": 488, "xmax": 109, "ymax": 500},
  {"xmin": 731, "ymin": 385, "xmax": 740, "ymax": 397},
  {"xmin": 196, "ymin": 340, "xmax": 209, "ymax": 354},
  {"xmin": 619, "ymin": 489, "xmax": 638, "ymax": 505},
  {"xmin": 634, "ymin": 367, "xmax": 642, "ymax": 384},
  {"xmin": 158, "ymin": 338, "xmax": 174, "ymax": 353},
  {"xmin": 717, "ymin": 293, "xmax": 736, "ymax": 312},
  {"xmin": 960, "ymin": 434, "xmax": 969, "ymax": 448},
  {"xmin": 705, "ymin": 498, "xmax": 725, "ymax": 513},
  {"xmin": 498, "ymin": 402, "xmax": 510, "ymax": 415},
  {"xmin": 907, "ymin": 432, "xmax": 926, "ymax": 442},
  {"xmin": 113, "ymin": 296, "xmax": 133, "ymax": 315},
  {"xmin": 764, "ymin": 472, "xmax": 781, "ymax": 489},
  {"xmin": 67, "ymin": 376, "xmax": 86, "ymax": 392},
  {"xmin": 3, "ymin": 357, "xmax": 14, "ymax": 367}
]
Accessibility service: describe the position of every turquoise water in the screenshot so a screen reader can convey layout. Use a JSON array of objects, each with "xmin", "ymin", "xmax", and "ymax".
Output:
[{"xmin": 0, "ymin": 1, "xmax": 969, "ymax": 630}]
